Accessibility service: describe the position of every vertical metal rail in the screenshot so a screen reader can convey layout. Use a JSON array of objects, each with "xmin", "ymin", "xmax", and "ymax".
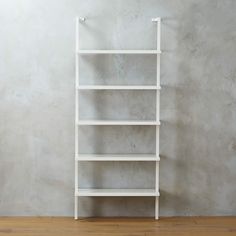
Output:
[
  {"xmin": 153, "ymin": 17, "xmax": 161, "ymax": 220},
  {"xmin": 74, "ymin": 17, "xmax": 79, "ymax": 220}
]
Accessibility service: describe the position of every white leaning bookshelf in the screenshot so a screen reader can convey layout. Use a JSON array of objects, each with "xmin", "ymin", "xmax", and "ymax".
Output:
[{"xmin": 75, "ymin": 17, "xmax": 161, "ymax": 220}]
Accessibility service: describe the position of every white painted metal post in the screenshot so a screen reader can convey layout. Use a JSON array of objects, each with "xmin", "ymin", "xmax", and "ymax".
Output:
[
  {"xmin": 157, "ymin": 18, "xmax": 161, "ymax": 53},
  {"xmin": 75, "ymin": 17, "xmax": 79, "ymax": 220},
  {"xmin": 155, "ymin": 17, "xmax": 161, "ymax": 220}
]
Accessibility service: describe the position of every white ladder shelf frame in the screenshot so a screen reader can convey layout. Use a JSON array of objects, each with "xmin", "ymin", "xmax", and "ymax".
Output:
[{"xmin": 75, "ymin": 17, "xmax": 161, "ymax": 220}]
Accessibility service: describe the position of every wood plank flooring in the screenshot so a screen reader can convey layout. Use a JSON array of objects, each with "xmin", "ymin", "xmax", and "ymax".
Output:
[{"xmin": 0, "ymin": 217, "xmax": 236, "ymax": 236}]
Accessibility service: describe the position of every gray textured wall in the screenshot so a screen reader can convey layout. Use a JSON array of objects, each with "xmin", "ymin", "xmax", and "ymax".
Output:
[{"xmin": 0, "ymin": 0, "xmax": 236, "ymax": 217}]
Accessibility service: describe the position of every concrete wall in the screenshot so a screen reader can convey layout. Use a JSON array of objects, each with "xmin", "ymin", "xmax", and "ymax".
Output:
[{"xmin": 0, "ymin": 0, "xmax": 236, "ymax": 217}]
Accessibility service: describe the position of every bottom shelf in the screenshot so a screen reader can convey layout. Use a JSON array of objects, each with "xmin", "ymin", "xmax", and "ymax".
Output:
[{"xmin": 75, "ymin": 189, "xmax": 160, "ymax": 197}]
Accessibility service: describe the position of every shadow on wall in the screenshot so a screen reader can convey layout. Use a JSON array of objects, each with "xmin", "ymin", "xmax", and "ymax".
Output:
[{"xmin": 78, "ymin": 197, "xmax": 155, "ymax": 217}]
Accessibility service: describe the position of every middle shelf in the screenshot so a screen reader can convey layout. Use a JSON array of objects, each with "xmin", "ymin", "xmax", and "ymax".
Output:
[
  {"xmin": 77, "ymin": 49, "xmax": 162, "ymax": 54},
  {"xmin": 77, "ymin": 85, "xmax": 161, "ymax": 90},
  {"xmin": 77, "ymin": 120, "xmax": 161, "ymax": 126},
  {"xmin": 75, "ymin": 188, "xmax": 160, "ymax": 197},
  {"xmin": 76, "ymin": 154, "xmax": 160, "ymax": 161}
]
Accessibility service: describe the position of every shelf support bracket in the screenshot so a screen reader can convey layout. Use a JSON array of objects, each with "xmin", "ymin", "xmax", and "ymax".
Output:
[
  {"xmin": 79, "ymin": 17, "xmax": 86, "ymax": 22},
  {"xmin": 152, "ymin": 17, "xmax": 160, "ymax": 22}
]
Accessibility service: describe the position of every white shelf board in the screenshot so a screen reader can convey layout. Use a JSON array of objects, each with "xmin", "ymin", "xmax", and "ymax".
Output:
[
  {"xmin": 76, "ymin": 154, "xmax": 160, "ymax": 161},
  {"xmin": 77, "ymin": 120, "xmax": 161, "ymax": 126},
  {"xmin": 77, "ymin": 50, "xmax": 161, "ymax": 54},
  {"xmin": 77, "ymin": 85, "xmax": 161, "ymax": 90},
  {"xmin": 75, "ymin": 188, "xmax": 160, "ymax": 197}
]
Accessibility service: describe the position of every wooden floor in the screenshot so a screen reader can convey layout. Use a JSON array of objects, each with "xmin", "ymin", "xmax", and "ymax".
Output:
[{"xmin": 0, "ymin": 217, "xmax": 236, "ymax": 236}]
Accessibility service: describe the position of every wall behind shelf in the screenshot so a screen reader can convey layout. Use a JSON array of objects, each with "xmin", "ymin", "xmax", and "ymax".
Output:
[{"xmin": 1, "ymin": 0, "xmax": 236, "ymax": 217}]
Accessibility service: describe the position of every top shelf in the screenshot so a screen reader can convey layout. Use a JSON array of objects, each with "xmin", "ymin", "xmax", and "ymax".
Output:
[{"xmin": 77, "ymin": 50, "xmax": 161, "ymax": 55}]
